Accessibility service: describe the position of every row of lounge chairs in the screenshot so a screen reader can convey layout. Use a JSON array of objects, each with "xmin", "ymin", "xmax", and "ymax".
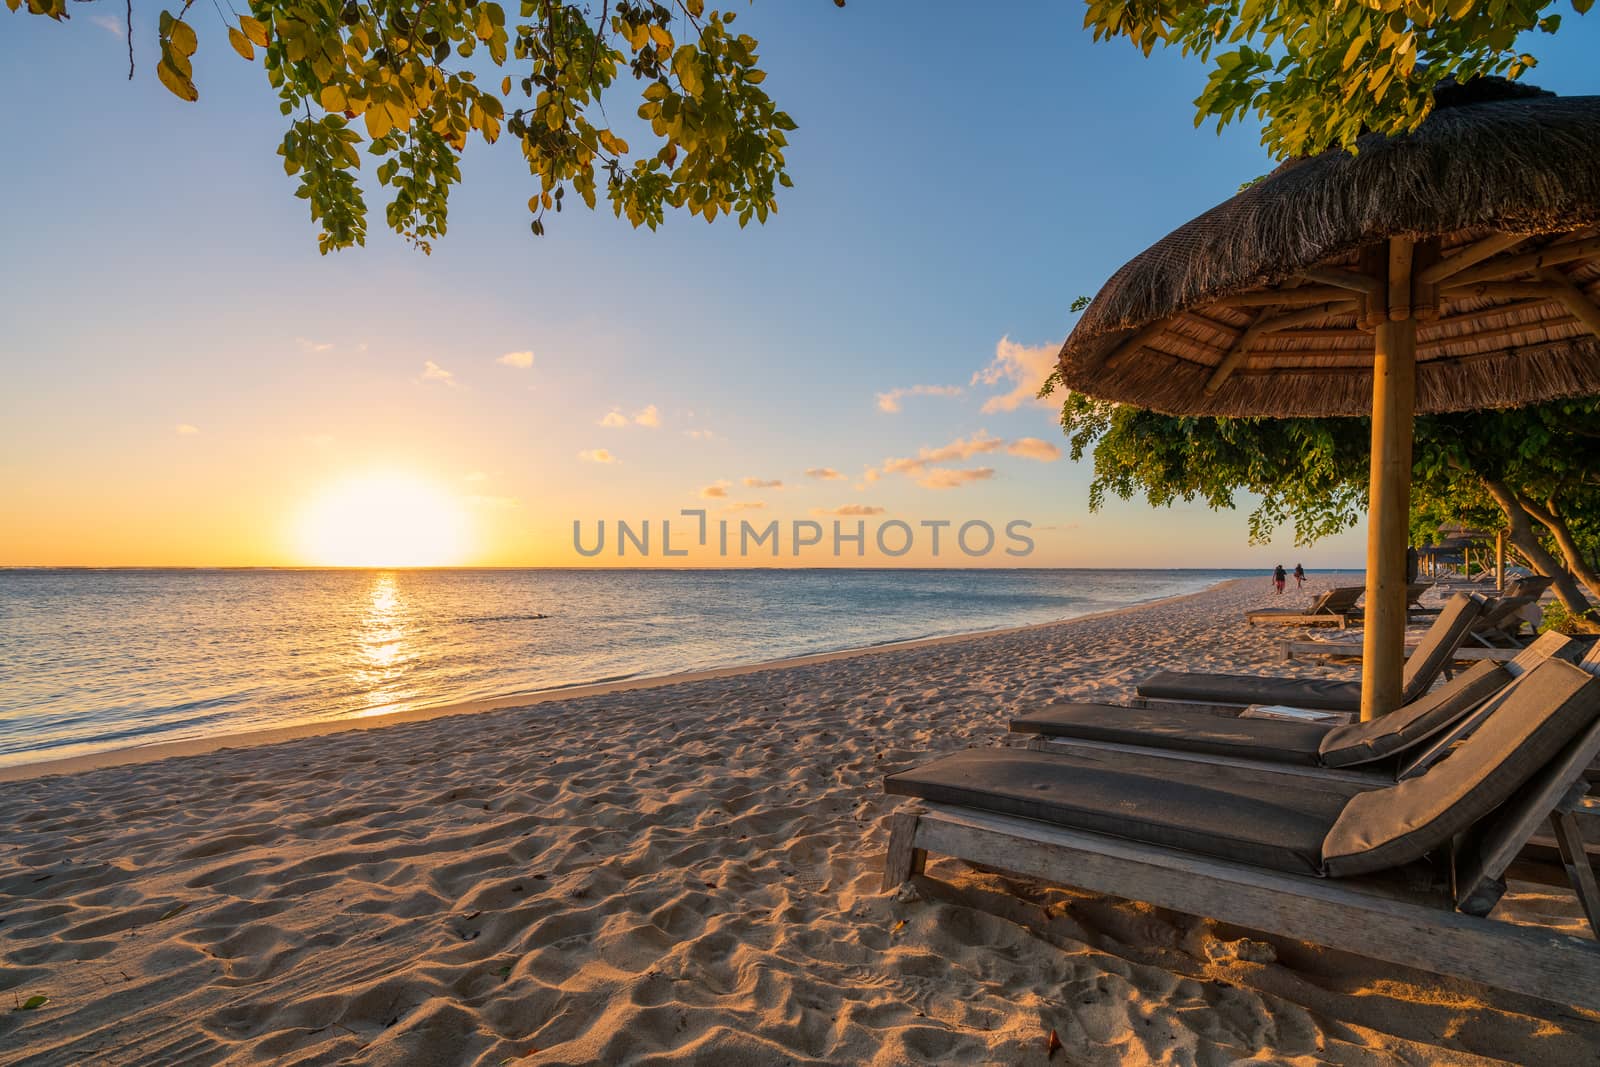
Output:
[
  {"xmin": 1247, "ymin": 575, "xmax": 1553, "ymax": 631},
  {"xmin": 880, "ymin": 591, "xmax": 1600, "ymax": 1011}
]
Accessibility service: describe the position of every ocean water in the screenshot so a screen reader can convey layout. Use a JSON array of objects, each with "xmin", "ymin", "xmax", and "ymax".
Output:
[{"xmin": 0, "ymin": 568, "xmax": 1260, "ymax": 768}]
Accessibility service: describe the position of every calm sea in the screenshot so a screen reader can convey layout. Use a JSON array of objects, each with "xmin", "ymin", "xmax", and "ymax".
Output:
[{"xmin": 0, "ymin": 568, "xmax": 1262, "ymax": 768}]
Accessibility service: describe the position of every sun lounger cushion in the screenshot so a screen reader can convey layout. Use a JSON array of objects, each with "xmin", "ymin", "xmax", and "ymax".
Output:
[
  {"xmin": 1139, "ymin": 593, "xmax": 1484, "ymax": 711},
  {"xmin": 1317, "ymin": 661, "xmax": 1511, "ymax": 768},
  {"xmin": 1009, "ymin": 704, "xmax": 1329, "ymax": 765},
  {"xmin": 1398, "ymin": 593, "xmax": 1486, "ymax": 702},
  {"xmin": 1321, "ymin": 658, "xmax": 1600, "ymax": 877},
  {"xmin": 1137, "ymin": 671, "xmax": 1362, "ymax": 712},
  {"xmin": 884, "ymin": 747, "xmax": 1346, "ymax": 875}
]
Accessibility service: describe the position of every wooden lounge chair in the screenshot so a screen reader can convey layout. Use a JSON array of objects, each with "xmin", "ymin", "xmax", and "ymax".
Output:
[
  {"xmin": 1246, "ymin": 585, "xmax": 1364, "ymax": 628},
  {"xmin": 1012, "ymin": 633, "xmax": 1579, "ymax": 784},
  {"xmin": 1280, "ymin": 594, "xmax": 1542, "ymax": 663},
  {"xmin": 882, "ymin": 655, "xmax": 1600, "ymax": 1010},
  {"xmin": 1465, "ymin": 595, "xmax": 1540, "ymax": 648},
  {"xmin": 1506, "ymin": 575, "xmax": 1555, "ymax": 601},
  {"xmin": 1136, "ymin": 592, "xmax": 1485, "ymax": 714}
]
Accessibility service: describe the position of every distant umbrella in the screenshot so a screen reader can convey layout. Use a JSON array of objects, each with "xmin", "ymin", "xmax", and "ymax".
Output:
[{"xmin": 1059, "ymin": 80, "xmax": 1600, "ymax": 718}]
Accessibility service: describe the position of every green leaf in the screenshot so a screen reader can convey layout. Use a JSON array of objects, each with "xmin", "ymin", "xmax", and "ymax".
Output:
[{"xmin": 16, "ymin": 995, "xmax": 48, "ymax": 1011}]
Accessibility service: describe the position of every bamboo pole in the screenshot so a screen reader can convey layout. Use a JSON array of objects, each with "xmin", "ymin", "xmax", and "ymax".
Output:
[
  {"xmin": 1361, "ymin": 238, "xmax": 1416, "ymax": 722},
  {"xmin": 1441, "ymin": 233, "xmax": 1600, "ymax": 288},
  {"xmin": 1416, "ymin": 232, "xmax": 1526, "ymax": 285},
  {"xmin": 1203, "ymin": 300, "xmax": 1359, "ymax": 394},
  {"xmin": 1496, "ymin": 530, "xmax": 1506, "ymax": 592}
]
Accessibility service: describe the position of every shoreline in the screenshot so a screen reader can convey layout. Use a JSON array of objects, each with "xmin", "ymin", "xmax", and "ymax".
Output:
[{"xmin": 0, "ymin": 578, "xmax": 1238, "ymax": 784}]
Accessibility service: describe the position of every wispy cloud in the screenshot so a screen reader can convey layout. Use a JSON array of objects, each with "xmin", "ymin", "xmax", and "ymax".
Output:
[
  {"xmin": 973, "ymin": 336, "xmax": 1058, "ymax": 413},
  {"xmin": 813, "ymin": 504, "xmax": 885, "ymax": 516},
  {"xmin": 699, "ymin": 480, "xmax": 731, "ymax": 499},
  {"xmin": 89, "ymin": 13, "xmax": 123, "ymax": 36},
  {"xmin": 296, "ymin": 337, "xmax": 334, "ymax": 353},
  {"xmin": 599, "ymin": 404, "xmax": 661, "ymax": 428},
  {"xmin": 684, "ymin": 429, "xmax": 718, "ymax": 441},
  {"xmin": 1006, "ymin": 437, "xmax": 1062, "ymax": 461},
  {"xmin": 875, "ymin": 383, "xmax": 963, "ymax": 413},
  {"xmin": 421, "ymin": 360, "xmax": 457, "ymax": 386},
  {"xmin": 724, "ymin": 500, "xmax": 767, "ymax": 511},
  {"xmin": 866, "ymin": 430, "xmax": 1057, "ymax": 487},
  {"xmin": 579, "ymin": 448, "xmax": 620, "ymax": 464},
  {"xmin": 497, "ymin": 350, "xmax": 534, "ymax": 368},
  {"xmin": 805, "ymin": 467, "xmax": 846, "ymax": 481},
  {"xmin": 918, "ymin": 467, "xmax": 995, "ymax": 490},
  {"xmin": 872, "ymin": 430, "xmax": 1005, "ymax": 481},
  {"xmin": 174, "ymin": 423, "xmax": 200, "ymax": 435},
  {"xmin": 743, "ymin": 477, "xmax": 783, "ymax": 489}
]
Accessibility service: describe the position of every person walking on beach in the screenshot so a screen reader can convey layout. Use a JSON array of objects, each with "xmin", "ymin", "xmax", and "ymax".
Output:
[
  {"xmin": 1273, "ymin": 564, "xmax": 1287, "ymax": 595},
  {"xmin": 1293, "ymin": 563, "xmax": 1305, "ymax": 589}
]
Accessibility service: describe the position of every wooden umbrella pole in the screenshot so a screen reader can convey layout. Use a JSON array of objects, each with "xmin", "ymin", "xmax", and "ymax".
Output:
[{"xmin": 1361, "ymin": 237, "xmax": 1417, "ymax": 721}]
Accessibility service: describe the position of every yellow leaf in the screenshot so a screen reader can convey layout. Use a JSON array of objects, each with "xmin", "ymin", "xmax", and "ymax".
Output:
[
  {"xmin": 1341, "ymin": 34, "xmax": 1365, "ymax": 70},
  {"xmin": 168, "ymin": 18, "xmax": 197, "ymax": 57},
  {"xmin": 686, "ymin": 0, "xmax": 703, "ymax": 14},
  {"xmin": 598, "ymin": 129, "xmax": 628, "ymax": 155},
  {"xmin": 501, "ymin": 75, "xmax": 512, "ymax": 96},
  {"xmin": 365, "ymin": 106, "xmax": 393, "ymax": 139},
  {"xmin": 228, "ymin": 27, "xmax": 254, "ymax": 60},
  {"xmin": 238, "ymin": 14, "xmax": 269, "ymax": 47},
  {"xmin": 156, "ymin": 58, "xmax": 198, "ymax": 101},
  {"xmin": 321, "ymin": 85, "xmax": 348, "ymax": 112}
]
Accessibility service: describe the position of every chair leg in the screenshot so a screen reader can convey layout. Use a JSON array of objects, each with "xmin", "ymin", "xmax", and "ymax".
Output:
[
  {"xmin": 883, "ymin": 810, "xmax": 927, "ymax": 892},
  {"xmin": 1549, "ymin": 809, "xmax": 1600, "ymax": 938}
]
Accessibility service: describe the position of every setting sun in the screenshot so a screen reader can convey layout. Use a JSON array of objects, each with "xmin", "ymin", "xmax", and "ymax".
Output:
[{"xmin": 292, "ymin": 474, "xmax": 472, "ymax": 567}]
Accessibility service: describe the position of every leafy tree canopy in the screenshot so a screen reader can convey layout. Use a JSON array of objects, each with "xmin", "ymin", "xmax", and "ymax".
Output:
[
  {"xmin": 9, "ymin": 0, "xmax": 842, "ymax": 252},
  {"xmin": 1053, "ymin": 388, "xmax": 1600, "ymax": 615},
  {"xmin": 1084, "ymin": 0, "xmax": 1591, "ymax": 158}
]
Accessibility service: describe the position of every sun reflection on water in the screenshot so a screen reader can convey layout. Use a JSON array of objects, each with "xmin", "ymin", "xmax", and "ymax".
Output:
[{"xmin": 352, "ymin": 572, "xmax": 418, "ymax": 717}]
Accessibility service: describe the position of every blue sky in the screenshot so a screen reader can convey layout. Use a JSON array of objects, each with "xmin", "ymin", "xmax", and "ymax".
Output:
[{"xmin": 3, "ymin": 2, "xmax": 1598, "ymax": 567}]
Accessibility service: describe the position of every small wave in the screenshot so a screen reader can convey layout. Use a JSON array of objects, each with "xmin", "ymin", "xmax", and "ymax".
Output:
[{"xmin": 456, "ymin": 613, "xmax": 550, "ymax": 624}]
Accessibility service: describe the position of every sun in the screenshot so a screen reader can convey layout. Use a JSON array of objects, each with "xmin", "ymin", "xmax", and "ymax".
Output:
[{"xmin": 293, "ymin": 473, "xmax": 472, "ymax": 567}]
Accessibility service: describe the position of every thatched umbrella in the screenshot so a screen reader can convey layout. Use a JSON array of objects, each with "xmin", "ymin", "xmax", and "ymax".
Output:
[{"xmin": 1057, "ymin": 80, "xmax": 1600, "ymax": 720}]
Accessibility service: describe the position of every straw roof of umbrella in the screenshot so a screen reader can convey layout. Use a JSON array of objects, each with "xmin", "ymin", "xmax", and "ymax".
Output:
[{"xmin": 1057, "ymin": 80, "xmax": 1600, "ymax": 417}]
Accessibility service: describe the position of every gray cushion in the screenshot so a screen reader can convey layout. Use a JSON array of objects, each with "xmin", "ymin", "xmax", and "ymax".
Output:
[
  {"xmin": 1137, "ymin": 671, "xmax": 1361, "ymax": 712},
  {"xmin": 1010, "ymin": 703, "xmax": 1329, "ymax": 765},
  {"xmin": 1399, "ymin": 593, "xmax": 1484, "ymax": 702},
  {"xmin": 1140, "ymin": 593, "xmax": 1483, "ymax": 712},
  {"xmin": 1321, "ymin": 658, "xmax": 1600, "ymax": 877},
  {"xmin": 1318, "ymin": 660, "xmax": 1510, "ymax": 768},
  {"xmin": 884, "ymin": 747, "xmax": 1346, "ymax": 875}
]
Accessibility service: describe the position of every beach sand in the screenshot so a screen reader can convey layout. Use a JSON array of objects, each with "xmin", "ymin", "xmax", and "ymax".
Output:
[{"xmin": 2, "ymin": 577, "xmax": 1597, "ymax": 1065}]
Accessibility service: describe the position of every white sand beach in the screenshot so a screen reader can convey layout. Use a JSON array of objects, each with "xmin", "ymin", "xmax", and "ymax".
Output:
[{"xmin": 2, "ymin": 577, "xmax": 1597, "ymax": 1065}]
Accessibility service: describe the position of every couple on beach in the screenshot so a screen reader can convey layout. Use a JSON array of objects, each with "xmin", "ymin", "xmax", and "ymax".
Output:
[{"xmin": 1272, "ymin": 563, "xmax": 1304, "ymax": 594}]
